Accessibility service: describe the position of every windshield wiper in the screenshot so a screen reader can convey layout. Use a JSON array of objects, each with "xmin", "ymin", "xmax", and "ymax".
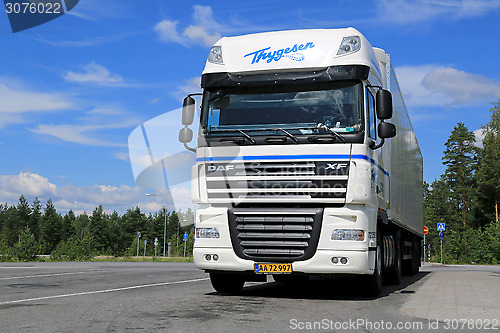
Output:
[
  {"xmin": 207, "ymin": 129, "xmax": 256, "ymax": 144},
  {"xmin": 270, "ymin": 128, "xmax": 299, "ymax": 144},
  {"xmin": 316, "ymin": 123, "xmax": 346, "ymax": 143}
]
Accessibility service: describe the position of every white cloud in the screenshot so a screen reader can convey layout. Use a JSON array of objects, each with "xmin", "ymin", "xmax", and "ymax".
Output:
[
  {"xmin": 0, "ymin": 171, "xmax": 193, "ymax": 214},
  {"xmin": 396, "ymin": 65, "xmax": 500, "ymax": 108},
  {"xmin": 64, "ymin": 63, "xmax": 124, "ymax": 85},
  {"xmin": 0, "ymin": 78, "xmax": 74, "ymax": 128},
  {"xmin": 31, "ymin": 123, "xmax": 130, "ymax": 147},
  {"xmin": 376, "ymin": 0, "xmax": 500, "ymax": 25},
  {"xmin": 0, "ymin": 172, "xmax": 57, "ymax": 198},
  {"xmin": 422, "ymin": 67, "xmax": 500, "ymax": 105},
  {"xmin": 183, "ymin": 25, "xmax": 221, "ymax": 47},
  {"xmin": 154, "ymin": 5, "xmax": 221, "ymax": 47},
  {"xmin": 474, "ymin": 128, "xmax": 485, "ymax": 148},
  {"xmin": 154, "ymin": 20, "xmax": 187, "ymax": 45}
]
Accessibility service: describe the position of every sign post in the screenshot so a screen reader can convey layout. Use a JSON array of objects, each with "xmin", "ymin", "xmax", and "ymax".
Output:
[
  {"xmin": 143, "ymin": 239, "xmax": 147, "ymax": 257},
  {"xmin": 183, "ymin": 233, "xmax": 188, "ymax": 257},
  {"xmin": 437, "ymin": 223, "xmax": 445, "ymax": 265},
  {"xmin": 136, "ymin": 232, "xmax": 141, "ymax": 257},
  {"xmin": 428, "ymin": 244, "xmax": 431, "ymax": 264},
  {"xmin": 423, "ymin": 226, "xmax": 428, "ymax": 263},
  {"xmin": 439, "ymin": 231, "xmax": 444, "ymax": 264}
]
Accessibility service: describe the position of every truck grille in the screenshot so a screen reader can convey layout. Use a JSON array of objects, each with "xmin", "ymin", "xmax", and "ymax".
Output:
[
  {"xmin": 228, "ymin": 208, "xmax": 323, "ymax": 262},
  {"xmin": 205, "ymin": 161, "xmax": 349, "ymax": 204}
]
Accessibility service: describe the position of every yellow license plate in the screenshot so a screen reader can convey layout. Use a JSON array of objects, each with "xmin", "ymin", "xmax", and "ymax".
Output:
[{"xmin": 254, "ymin": 263, "xmax": 292, "ymax": 274}]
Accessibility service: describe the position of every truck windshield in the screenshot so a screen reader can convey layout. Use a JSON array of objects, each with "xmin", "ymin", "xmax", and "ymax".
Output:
[{"xmin": 201, "ymin": 81, "xmax": 363, "ymax": 136}]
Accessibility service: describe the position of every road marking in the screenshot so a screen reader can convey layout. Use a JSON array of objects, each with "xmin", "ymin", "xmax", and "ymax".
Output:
[
  {"xmin": 0, "ymin": 271, "xmax": 101, "ymax": 280},
  {"xmin": 0, "ymin": 277, "xmax": 210, "ymax": 305}
]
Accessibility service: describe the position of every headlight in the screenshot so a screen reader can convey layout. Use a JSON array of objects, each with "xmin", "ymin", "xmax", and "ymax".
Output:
[
  {"xmin": 208, "ymin": 46, "xmax": 223, "ymax": 64},
  {"xmin": 337, "ymin": 36, "xmax": 361, "ymax": 56},
  {"xmin": 332, "ymin": 229, "xmax": 364, "ymax": 241},
  {"xmin": 196, "ymin": 227, "xmax": 220, "ymax": 239}
]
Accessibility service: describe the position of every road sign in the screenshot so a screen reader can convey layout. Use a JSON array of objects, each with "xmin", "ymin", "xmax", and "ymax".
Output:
[
  {"xmin": 137, "ymin": 232, "xmax": 141, "ymax": 238},
  {"xmin": 423, "ymin": 226, "xmax": 429, "ymax": 235},
  {"xmin": 437, "ymin": 223, "xmax": 445, "ymax": 231},
  {"xmin": 439, "ymin": 231, "xmax": 444, "ymax": 239},
  {"xmin": 183, "ymin": 233, "xmax": 188, "ymax": 242},
  {"xmin": 155, "ymin": 237, "xmax": 158, "ymax": 242}
]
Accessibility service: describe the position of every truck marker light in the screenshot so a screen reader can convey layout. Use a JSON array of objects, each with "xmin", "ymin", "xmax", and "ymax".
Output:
[
  {"xmin": 208, "ymin": 46, "xmax": 223, "ymax": 64},
  {"xmin": 337, "ymin": 36, "xmax": 361, "ymax": 56}
]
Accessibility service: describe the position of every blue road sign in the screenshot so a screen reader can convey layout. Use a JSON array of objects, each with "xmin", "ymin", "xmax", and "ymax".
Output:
[
  {"xmin": 437, "ymin": 223, "xmax": 446, "ymax": 231},
  {"xmin": 155, "ymin": 237, "xmax": 158, "ymax": 242},
  {"xmin": 183, "ymin": 233, "xmax": 188, "ymax": 241},
  {"xmin": 439, "ymin": 231, "xmax": 444, "ymax": 239}
]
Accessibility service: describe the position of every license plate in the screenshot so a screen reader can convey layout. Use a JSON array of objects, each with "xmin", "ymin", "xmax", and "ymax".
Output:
[{"xmin": 254, "ymin": 263, "xmax": 292, "ymax": 274}]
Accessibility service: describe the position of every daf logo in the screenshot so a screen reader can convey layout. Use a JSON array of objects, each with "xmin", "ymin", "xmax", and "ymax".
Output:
[
  {"xmin": 325, "ymin": 163, "xmax": 348, "ymax": 170},
  {"xmin": 207, "ymin": 164, "xmax": 236, "ymax": 172}
]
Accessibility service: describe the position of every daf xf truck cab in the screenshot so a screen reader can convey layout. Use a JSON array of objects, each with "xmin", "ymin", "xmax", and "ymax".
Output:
[{"xmin": 179, "ymin": 28, "xmax": 423, "ymax": 296}]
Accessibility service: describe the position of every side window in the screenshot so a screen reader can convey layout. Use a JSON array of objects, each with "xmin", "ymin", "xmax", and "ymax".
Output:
[{"xmin": 366, "ymin": 89, "xmax": 377, "ymax": 139}]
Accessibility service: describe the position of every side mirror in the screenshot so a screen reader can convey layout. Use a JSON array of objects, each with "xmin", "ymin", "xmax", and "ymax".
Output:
[
  {"xmin": 378, "ymin": 122, "xmax": 396, "ymax": 139},
  {"xmin": 182, "ymin": 96, "xmax": 195, "ymax": 125},
  {"xmin": 376, "ymin": 89, "xmax": 393, "ymax": 120},
  {"xmin": 178, "ymin": 127, "xmax": 193, "ymax": 144}
]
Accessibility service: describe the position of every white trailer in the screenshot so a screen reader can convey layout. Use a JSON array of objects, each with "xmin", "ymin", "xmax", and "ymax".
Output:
[{"xmin": 179, "ymin": 28, "xmax": 423, "ymax": 296}]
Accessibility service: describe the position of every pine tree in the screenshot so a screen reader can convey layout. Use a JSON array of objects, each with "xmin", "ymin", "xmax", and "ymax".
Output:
[
  {"xmin": 442, "ymin": 122, "xmax": 477, "ymax": 227},
  {"xmin": 16, "ymin": 196, "xmax": 31, "ymax": 233},
  {"xmin": 40, "ymin": 199, "xmax": 62, "ymax": 254},
  {"xmin": 88, "ymin": 205, "xmax": 108, "ymax": 254},
  {"xmin": 476, "ymin": 101, "xmax": 500, "ymax": 226},
  {"xmin": 30, "ymin": 198, "xmax": 42, "ymax": 241}
]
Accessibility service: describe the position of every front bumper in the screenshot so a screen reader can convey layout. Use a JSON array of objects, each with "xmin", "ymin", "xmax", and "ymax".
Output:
[
  {"xmin": 194, "ymin": 205, "xmax": 377, "ymax": 275},
  {"xmin": 194, "ymin": 247, "xmax": 375, "ymax": 275}
]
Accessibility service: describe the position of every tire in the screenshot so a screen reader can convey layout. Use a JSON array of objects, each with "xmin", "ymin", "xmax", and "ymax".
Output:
[
  {"xmin": 209, "ymin": 272, "xmax": 245, "ymax": 294},
  {"xmin": 365, "ymin": 228, "xmax": 383, "ymax": 296},
  {"xmin": 385, "ymin": 238, "xmax": 401, "ymax": 285}
]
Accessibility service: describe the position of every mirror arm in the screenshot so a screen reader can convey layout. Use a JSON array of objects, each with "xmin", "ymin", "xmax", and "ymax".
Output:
[
  {"xmin": 369, "ymin": 138, "xmax": 385, "ymax": 150},
  {"xmin": 184, "ymin": 143, "xmax": 196, "ymax": 153}
]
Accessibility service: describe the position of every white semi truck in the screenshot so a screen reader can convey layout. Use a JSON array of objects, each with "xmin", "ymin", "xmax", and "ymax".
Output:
[{"xmin": 179, "ymin": 28, "xmax": 423, "ymax": 296}]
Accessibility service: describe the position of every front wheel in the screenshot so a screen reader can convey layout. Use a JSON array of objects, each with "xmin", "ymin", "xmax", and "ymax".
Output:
[
  {"xmin": 365, "ymin": 229, "xmax": 383, "ymax": 296},
  {"xmin": 209, "ymin": 272, "xmax": 245, "ymax": 294}
]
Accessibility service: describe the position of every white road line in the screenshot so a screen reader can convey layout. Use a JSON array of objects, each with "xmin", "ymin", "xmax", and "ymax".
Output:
[
  {"xmin": 0, "ymin": 277, "xmax": 210, "ymax": 305},
  {"xmin": 0, "ymin": 271, "xmax": 101, "ymax": 280}
]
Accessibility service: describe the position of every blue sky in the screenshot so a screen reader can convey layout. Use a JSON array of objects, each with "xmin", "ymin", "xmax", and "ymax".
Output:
[{"xmin": 1, "ymin": 0, "xmax": 500, "ymax": 214}]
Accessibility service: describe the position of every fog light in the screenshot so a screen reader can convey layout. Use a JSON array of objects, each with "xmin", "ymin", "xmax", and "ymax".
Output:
[
  {"xmin": 204, "ymin": 254, "xmax": 212, "ymax": 261},
  {"xmin": 340, "ymin": 257, "xmax": 348, "ymax": 265},
  {"xmin": 331, "ymin": 257, "xmax": 339, "ymax": 264},
  {"xmin": 212, "ymin": 254, "xmax": 219, "ymax": 261}
]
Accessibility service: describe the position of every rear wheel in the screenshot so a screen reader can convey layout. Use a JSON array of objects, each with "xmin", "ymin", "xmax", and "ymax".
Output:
[
  {"xmin": 385, "ymin": 238, "xmax": 401, "ymax": 285},
  {"xmin": 209, "ymin": 272, "xmax": 245, "ymax": 294}
]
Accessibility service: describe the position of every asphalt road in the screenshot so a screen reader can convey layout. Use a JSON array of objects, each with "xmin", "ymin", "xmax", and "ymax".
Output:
[{"xmin": 0, "ymin": 262, "xmax": 499, "ymax": 332}]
